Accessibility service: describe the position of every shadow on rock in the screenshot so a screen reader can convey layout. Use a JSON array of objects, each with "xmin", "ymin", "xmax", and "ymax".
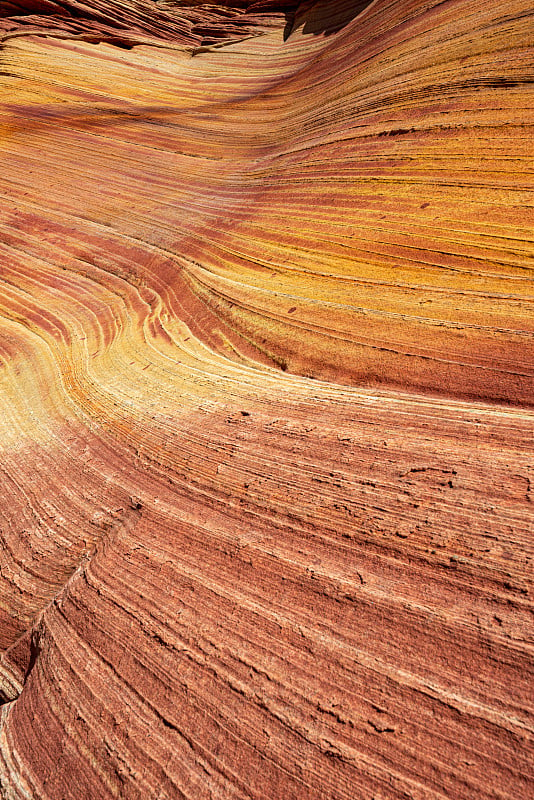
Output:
[{"xmin": 284, "ymin": 0, "xmax": 374, "ymax": 40}]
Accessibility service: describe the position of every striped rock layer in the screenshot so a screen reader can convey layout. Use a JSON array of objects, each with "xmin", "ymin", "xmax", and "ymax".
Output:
[{"xmin": 0, "ymin": 1, "xmax": 533, "ymax": 798}]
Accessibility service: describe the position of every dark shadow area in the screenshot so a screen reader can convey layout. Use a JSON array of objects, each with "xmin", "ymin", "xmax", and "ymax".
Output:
[{"xmin": 283, "ymin": 0, "xmax": 374, "ymax": 41}]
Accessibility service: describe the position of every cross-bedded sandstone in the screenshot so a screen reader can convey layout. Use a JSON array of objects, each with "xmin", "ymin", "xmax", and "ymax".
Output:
[{"xmin": 0, "ymin": 1, "xmax": 533, "ymax": 798}]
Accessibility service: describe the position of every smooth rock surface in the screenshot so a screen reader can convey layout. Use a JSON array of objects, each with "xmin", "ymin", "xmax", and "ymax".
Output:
[{"xmin": 0, "ymin": 1, "xmax": 533, "ymax": 798}]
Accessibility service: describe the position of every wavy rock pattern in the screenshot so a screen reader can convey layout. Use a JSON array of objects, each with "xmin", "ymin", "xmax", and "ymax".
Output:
[{"xmin": 0, "ymin": 1, "xmax": 533, "ymax": 798}]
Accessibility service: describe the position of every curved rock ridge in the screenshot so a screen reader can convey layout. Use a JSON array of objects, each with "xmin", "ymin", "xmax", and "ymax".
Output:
[
  {"xmin": 3, "ymin": 0, "xmax": 533, "ymax": 402},
  {"xmin": 0, "ymin": 1, "xmax": 297, "ymax": 49},
  {"xmin": 0, "ymin": 1, "xmax": 533, "ymax": 798}
]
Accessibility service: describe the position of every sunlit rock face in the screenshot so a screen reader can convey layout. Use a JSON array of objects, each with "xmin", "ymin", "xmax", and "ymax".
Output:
[{"xmin": 0, "ymin": 1, "xmax": 533, "ymax": 798}]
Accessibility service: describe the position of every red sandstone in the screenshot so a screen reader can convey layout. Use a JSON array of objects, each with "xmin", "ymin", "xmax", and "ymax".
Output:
[{"xmin": 0, "ymin": 1, "xmax": 533, "ymax": 798}]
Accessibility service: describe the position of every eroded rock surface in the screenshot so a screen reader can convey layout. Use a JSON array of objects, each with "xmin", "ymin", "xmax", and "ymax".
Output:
[{"xmin": 0, "ymin": 1, "xmax": 533, "ymax": 798}]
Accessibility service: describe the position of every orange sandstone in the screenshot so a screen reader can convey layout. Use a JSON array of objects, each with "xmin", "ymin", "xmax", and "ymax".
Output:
[{"xmin": 0, "ymin": 2, "xmax": 533, "ymax": 798}]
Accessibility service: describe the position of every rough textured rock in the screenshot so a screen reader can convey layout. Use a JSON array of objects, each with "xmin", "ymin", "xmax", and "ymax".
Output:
[{"xmin": 0, "ymin": 1, "xmax": 533, "ymax": 798}]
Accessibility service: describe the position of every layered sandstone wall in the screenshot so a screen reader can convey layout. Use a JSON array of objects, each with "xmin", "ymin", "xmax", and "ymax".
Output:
[{"xmin": 0, "ymin": 1, "xmax": 533, "ymax": 798}]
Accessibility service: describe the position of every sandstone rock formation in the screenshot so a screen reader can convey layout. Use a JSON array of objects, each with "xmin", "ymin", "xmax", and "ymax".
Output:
[{"xmin": 0, "ymin": 1, "xmax": 533, "ymax": 798}]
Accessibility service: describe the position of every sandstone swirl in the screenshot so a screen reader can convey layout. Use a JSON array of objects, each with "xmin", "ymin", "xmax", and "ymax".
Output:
[{"xmin": 0, "ymin": 1, "xmax": 533, "ymax": 798}]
